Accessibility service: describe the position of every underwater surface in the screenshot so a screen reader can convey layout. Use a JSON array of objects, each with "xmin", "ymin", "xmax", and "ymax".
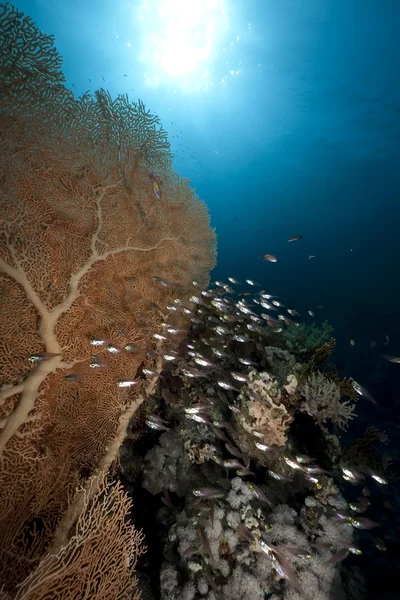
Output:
[{"xmin": 0, "ymin": 1, "xmax": 399, "ymax": 599}]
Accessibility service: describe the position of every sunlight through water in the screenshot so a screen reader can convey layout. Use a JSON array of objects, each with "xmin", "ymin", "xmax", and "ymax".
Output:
[{"xmin": 137, "ymin": 0, "xmax": 230, "ymax": 91}]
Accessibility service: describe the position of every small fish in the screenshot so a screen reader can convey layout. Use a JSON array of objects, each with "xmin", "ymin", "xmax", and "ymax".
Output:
[
  {"xmin": 268, "ymin": 470, "xmax": 292, "ymax": 482},
  {"xmin": 260, "ymin": 254, "xmax": 277, "ymax": 262},
  {"xmin": 382, "ymin": 355, "xmax": 400, "ymax": 364},
  {"xmin": 142, "ymin": 367, "xmax": 158, "ymax": 377},
  {"xmin": 161, "ymin": 489, "xmax": 175, "ymax": 509},
  {"xmin": 309, "ymin": 255, "xmax": 316, "ymax": 259},
  {"xmin": 230, "ymin": 371, "xmax": 249, "ymax": 382},
  {"xmin": 223, "ymin": 458, "xmax": 245, "ymax": 469},
  {"xmin": 225, "ymin": 442, "xmax": 244, "ymax": 459},
  {"xmin": 211, "ymin": 346, "xmax": 229, "ymax": 358},
  {"xmin": 340, "ymin": 467, "xmax": 364, "ymax": 484},
  {"xmin": 107, "ymin": 344, "xmax": 122, "ymax": 354},
  {"xmin": 223, "ymin": 285, "xmax": 234, "ymax": 294},
  {"xmin": 186, "ymin": 413, "xmax": 210, "ymax": 425},
  {"xmin": 145, "ymin": 414, "xmax": 171, "ymax": 432},
  {"xmin": 349, "ymin": 339, "xmax": 355, "ymax": 346},
  {"xmin": 211, "ymin": 427, "xmax": 230, "ymax": 443},
  {"xmin": 152, "ymin": 276, "xmax": 169, "ymax": 287},
  {"xmin": 284, "ymin": 456, "xmax": 305, "ymax": 471},
  {"xmin": 192, "ymin": 488, "xmax": 223, "ymax": 499},
  {"xmin": 350, "ymin": 516, "xmax": 379, "ymax": 530},
  {"xmin": 90, "ymin": 338, "xmax": 109, "ymax": 346},
  {"xmin": 369, "ymin": 472, "xmax": 387, "ymax": 485},
  {"xmin": 190, "ymin": 295, "xmax": 204, "ymax": 304},
  {"xmin": 28, "ymin": 352, "xmax": 61, "ymax": 363},
  {"xmin": 304, "ymin": 465, "xmax": 330, "ymax": 475},
  {"xmin": 236, "ymin": 467, "xmax": 255, "ymax": 477},
  {"xmin": 217, "ymin": 381, "xmax": 240, "ymax": 392},
  {"xmin": 198, "ymin": 527, "xmax": 213, "ymax": 560},
  {"xmin": 295, "ymin": 454, "xmax": 315, "ymax": 464},
  {"xmin": 375, "ymin": 538, "xmax": 387, "ymax": 552},
  {"xmin": 351, "ymin": 380, "xmax": 378, "ymax": 406},
  {"xmin": 238, "ymin": 357, "xmax": 255, "ymax": 366},
  {"xmin": 228, "ymin": 277, "xmax": 241, "ymax": 285},
  {"xmin": 287, "ymin": 235, "xmax": 302, "ymax": 242},
  {"xmin": 152, "ymin": 179, "xmax": 161, "ymax": 200},
  {"xmin": 166, "ymin": 328, "xmax": 184, "ymax": 336},
  {"xmin": 163, "ymin": 351, "xmax": 179, "ymax": 361},
  {"xmin": 184, "ymin": 403, "xmax": 212, "ymax": 415},
  {"xmin": 349, "ymin": 502, "xmax": 368, "ymax": 514},
  {"xmin": 247, "ymin": 482, "xmax": 274, "ymax": 507},
  {"xmin": 124, "ymin": 343, "xmax": 140, "ymax": 352},
  {"xmin": 255, "ymin": 441, "xmax": 271, "ymax": 452},
  {"xmin": 233, "ymin": 334, "xmax": 251, "ymax": 343},
  {"xmin": 65, "ymin": 373, "xmax": 84, "ymax": 382},
  {"xmin": 308, "ymin": 310, "xmax": 315, "ymax": 317},
  {"xmin": 153, "ymin": 333, "xmax": 167, "ymax": 341},
  {"xmin": 194, "ymin": 355, "xmax": 219, "ymax": 368},
  {"xmin": 116, "ymin": 379, "xmax": 139, "ymax": 388},
  {"xmin": 181, "ymin": 367, "xmax": 207, "ymax": 378},
  {"xmin": 260, "ymin": 541, "xmax": 303, "ymax": 596}
]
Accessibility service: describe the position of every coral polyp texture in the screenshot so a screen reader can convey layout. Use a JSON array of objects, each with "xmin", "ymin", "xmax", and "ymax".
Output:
[{"xmin": 0, "ymin": 3, "xmax": 216, "ymax": 596}]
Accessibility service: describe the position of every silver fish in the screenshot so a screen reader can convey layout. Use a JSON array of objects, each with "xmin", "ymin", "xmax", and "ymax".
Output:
[
  {"xmin": 186, "ymin": 413, "xmax": 210, "ymax": 424},
  {"xmin": 350, "ymin": 517, "xmax": 379, "ymax": 530},
  {"xmin": 28, "ymin": 352, "xmax": 61, "ymax": 363},
  {"xmin": 107, "ymin": 344, "xmax": 121, "ymax": 354},
  {"xmin": 245, "ymin": 279, "xmax": 259, "ymax": 286},
  {"xmin": 142, "ymin": 368, "xmax": 158, "ymax": 377},
  {"xmin": 233, "ymin": 334, "xmax": 251, "ymax": 342},
  {"xmin": 217, "ymin": 381, "xmax": 240, "ymax": 392},
  {"xmin": 116, "ymin": 380, "xmax": 139, "ymax": 388},
  {"xmin": 247, "ymin": 482, "xmax": 274, "ymax": 507},
  {"xmin": 225, "ymin": 442, "xmax": 244, "ymax": 459},
  {"xmin": 90, "ymin": 338, "xmax": 108, "ymax": 346},
  {"xmin": 192, "ymin": 488, "xmax": 223, "ymax": 499},
  {"xmin": 382, "ymin": 355, "xmax": 400, "ymax": 364},
  {"xmin": 230, "ymin": 371, "xmax": 249, "ymax": 382},
  {"xmin": 153, "ymin": 333, "xmax": 167, "ymax": 340}
]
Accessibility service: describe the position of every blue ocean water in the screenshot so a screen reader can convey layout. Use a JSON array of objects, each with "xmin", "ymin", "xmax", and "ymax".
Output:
[{"xmin": 7, "ymin": 0, "xmax": 400, "ymax": 596}]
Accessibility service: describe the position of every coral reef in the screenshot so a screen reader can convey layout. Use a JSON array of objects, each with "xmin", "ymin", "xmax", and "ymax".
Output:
[
  {"xmin": 13, "ymin": 479, "xmax": 146, "ymax": 600},
  {"xmin": 124, "ymin": 278, "xmax": 379, "ymax": 600},
  {"xmin": 301, "ymin": 372, "xmax": 357, "ymax": 430},
  {"xmin": 0, "ymin": 3, "xmax": 216, "ymax": 596},
  {"xmin": 282, "ymin": 320, "xmax": 334, "ymax": 356},
  {"xmin": 237, "ymin": 370, "xmax": 293, "ymax": 447},
  {"xmin": 157, "ymin": 476, "xmax": 352, "ymax": 600}
]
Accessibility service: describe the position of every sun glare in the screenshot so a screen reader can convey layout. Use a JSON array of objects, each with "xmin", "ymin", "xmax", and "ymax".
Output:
[{"xmin": 137, "ymin": 0, "xmax": 228, "ymax": 90}]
